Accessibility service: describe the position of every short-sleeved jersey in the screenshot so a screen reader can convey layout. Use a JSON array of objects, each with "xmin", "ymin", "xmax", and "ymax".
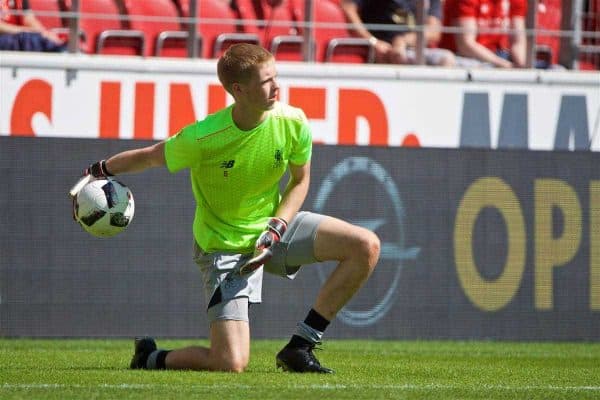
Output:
[
  {"xmin": 440, "ymin": 0, "xmax": 527, "ymax": 53},
  {"xmin": 165, "ymin": 101, "xmax": 312, "ymax": 253}
]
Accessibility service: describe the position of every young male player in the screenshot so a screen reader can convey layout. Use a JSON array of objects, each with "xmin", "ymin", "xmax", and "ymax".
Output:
[{"xmin": 77, "ymin": 44, "xmax": 380, "ymax": 373}]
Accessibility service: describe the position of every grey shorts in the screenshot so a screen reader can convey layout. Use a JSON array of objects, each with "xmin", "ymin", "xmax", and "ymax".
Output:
[
  {"xmin": 207, "ymin": 296, "xmax": 249, "ymax": 322},
  {"xmin": 194, "ymin": 211, "xmax": 325, "ymax": 322}
]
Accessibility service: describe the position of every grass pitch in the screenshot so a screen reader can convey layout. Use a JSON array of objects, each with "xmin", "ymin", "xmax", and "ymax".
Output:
[{"xmin": 1, "ymin": 339, "xmax": 599, "ymax": 399}]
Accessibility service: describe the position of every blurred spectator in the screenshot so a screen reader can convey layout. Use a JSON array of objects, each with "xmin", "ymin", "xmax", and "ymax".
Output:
[
  {"xmin": 440, "ymin": 0, "xmax": 527, "ymax": 68},
  {"xmin": 340, "ymin": 0, "xmax": 456, "ymax": 66},
  {"xmin": 0, "ymin": 0, "xmax": 66, "ymax": 51}
]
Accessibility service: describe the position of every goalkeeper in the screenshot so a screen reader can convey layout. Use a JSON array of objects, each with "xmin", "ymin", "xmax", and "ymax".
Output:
[{"xmin": 79, "ymin": 44, "xmax": 380, "ymax": 373}]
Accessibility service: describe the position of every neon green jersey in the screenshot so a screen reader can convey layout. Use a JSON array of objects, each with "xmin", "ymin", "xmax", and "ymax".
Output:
[{"xmin": 164, "ymin": 102, "xmax": 312, "ymax": 253}]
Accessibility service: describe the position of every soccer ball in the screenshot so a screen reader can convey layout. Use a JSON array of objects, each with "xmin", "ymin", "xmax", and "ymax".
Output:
[{"xmin": 73, "ymin": 178, "xmax": 135, "ymax": 237}]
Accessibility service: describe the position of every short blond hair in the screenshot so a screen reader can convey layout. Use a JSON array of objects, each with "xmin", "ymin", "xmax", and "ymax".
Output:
[{"xmin": 217, "ymin": 44, "xmax": 274, "ymax": 94}]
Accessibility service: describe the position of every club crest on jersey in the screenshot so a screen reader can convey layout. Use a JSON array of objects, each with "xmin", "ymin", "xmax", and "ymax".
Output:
[
  {"xmin": 273, "ymin": 149, "xmax": 283, "ymax": 168},
  {"xmin": 220, "ymin": 159, "xmax": 235, "ymax": 177}
]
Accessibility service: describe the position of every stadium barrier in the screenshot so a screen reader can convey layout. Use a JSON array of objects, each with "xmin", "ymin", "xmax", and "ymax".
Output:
[
  {"xmin": 1, "ymin": 137, "xmax": 599, "ymax": 340},
  {"xmin": 1, "ymin": 52, "xmax": 599, "ymax": 150}
]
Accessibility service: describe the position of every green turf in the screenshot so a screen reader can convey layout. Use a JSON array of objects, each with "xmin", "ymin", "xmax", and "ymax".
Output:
[{"xmin": 1, "ymin": 339, "xmax": 599, "ymax": 399}]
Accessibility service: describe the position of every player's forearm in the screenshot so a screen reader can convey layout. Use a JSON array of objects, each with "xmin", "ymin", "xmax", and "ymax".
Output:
[
  {"xmin": 104, "ymin": 142, "xmax": 166, "ymax": 175},
  {"xmin": 276, "ymin": 174, "xmax": 310, "ymax": 223}
]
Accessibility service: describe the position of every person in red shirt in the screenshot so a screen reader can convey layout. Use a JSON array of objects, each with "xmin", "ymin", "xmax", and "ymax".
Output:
[
  {"xmin": 440, "ymin": 0, "xmax": 527, "ymax": 68},
  {"xmin": 0, "ymin": 0, "xmax": 66, "ymax": 51}
]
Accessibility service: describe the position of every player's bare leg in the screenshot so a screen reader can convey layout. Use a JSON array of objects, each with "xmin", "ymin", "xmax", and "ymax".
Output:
[
  {"xmin": 165, "ymin": 320, "xmax": 250, "ymax": 372},
  {"xmin": 276, "ymin": 216, "xmax": 380, "ymax": 373},
  {"xmin": 312, "ymin": 217, "xmax": 380, "ymax": 319},
  {"xmin": 130, "ymin": 320, "xmax": 250, "ymax": 372}
]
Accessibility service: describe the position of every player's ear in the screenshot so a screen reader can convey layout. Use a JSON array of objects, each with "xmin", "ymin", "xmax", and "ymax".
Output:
[{"xmin": 231, "ymin": 82, "xmax": 242, "ymax": 97}]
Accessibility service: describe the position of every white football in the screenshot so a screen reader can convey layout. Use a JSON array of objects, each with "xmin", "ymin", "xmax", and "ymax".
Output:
[{"xmin": 73, "ymin": 178, "xmax": 135, "ymax": 237}]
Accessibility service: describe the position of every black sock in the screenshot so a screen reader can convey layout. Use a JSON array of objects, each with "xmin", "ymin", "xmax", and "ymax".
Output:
[
  {"xmin": 286, "ymin": 309, "xmax": 330, "ymax": 348},
  {"xmin": 156, "ymin": 350, "xmax": 171, "ymax": 369},
  {"xmin": 304, "ymin": 308, "xmax": 330, "ymax": 332}
]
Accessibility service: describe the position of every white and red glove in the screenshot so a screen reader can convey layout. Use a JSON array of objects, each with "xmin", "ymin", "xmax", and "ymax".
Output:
[{"xmin": 240, "ymin": 217, "xmax": 287, "ymax": 275}]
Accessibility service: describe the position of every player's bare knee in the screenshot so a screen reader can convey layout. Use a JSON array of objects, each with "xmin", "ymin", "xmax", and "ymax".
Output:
[
  {"xmin": 208, "ymin": 346, "xmax": 246, "ymax": 372},
  {"xmin": 228, "ymin": 360, "xmax": 248, "ymax": 373},
  {"xmin": 225, "ymin": 355, "xmax": 248, "ymax": 373},
  {"xmin": 216, "ymin": 354, "xmax": 248, "ymax": 373},
  {"xmin": 352, "ymin": 229, "xmax": 380, "ymax": 270},
  {"xmin": 365, "ymin": 231, "xmax": 381, "ymax": 269}
]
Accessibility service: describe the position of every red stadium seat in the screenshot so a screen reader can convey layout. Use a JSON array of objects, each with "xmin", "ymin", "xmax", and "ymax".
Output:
[
  {"xmin": 196, "ymin": 0, "xmax": 259, "ymax": 58},
  {"xmin": 69, "ymin": 0, "xmax": 145, "ymax": 55},
  {"xmin": 312, "ymin": 0, "xmax": 374, "ymax": 63},
  {"xmin": 124, "ymin": 0, "xmax": 187, "ymax": 57},
  {"xmin": 235, "ymin": 0, "xmax": 304, "ymax": 61}
]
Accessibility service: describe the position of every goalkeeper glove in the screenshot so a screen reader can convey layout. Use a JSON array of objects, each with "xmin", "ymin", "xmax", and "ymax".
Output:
[
  {"xmin": 86, "ymin": 160, "xmax": 114, "ymax": 178},
  {"xmin": 69, "ymin": 160, "xmax": 113, "ymax": 218},
  {"xmin": 240, "ymin": 217, "xmax": 287, "ymax": 275}
]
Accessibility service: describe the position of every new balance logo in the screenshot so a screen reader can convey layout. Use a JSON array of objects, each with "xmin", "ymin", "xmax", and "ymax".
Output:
[
  {"xmin": 220, "ymin": 160, "xmax": 235, "ymax": 169},
  {"xmin": 220, "ymin": 159, "xmax": 235, "ymax": 177}
]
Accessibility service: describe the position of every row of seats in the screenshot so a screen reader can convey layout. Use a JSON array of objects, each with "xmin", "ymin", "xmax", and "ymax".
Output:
[
  {"xmin": 29, "ymin": 0, "xmax": 373, "ymax": 63},
  {"xmin": 26, "ymin": 0, "xmax": 596, "ymax": 69}
]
